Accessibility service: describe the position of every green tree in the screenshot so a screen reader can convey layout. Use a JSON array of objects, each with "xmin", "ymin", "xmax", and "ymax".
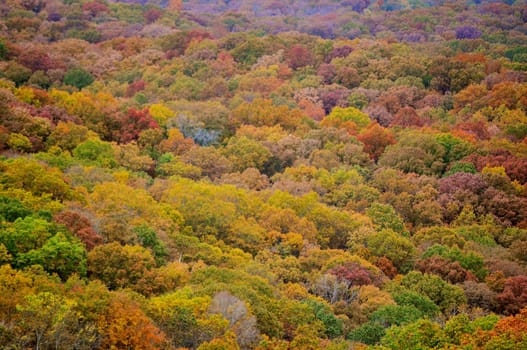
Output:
[
  {"xmin": 370, "ymin": 304, "xmax": 424, "ymax": 327},
  {"xmin": 72, "ymin": 139, "xmax": 116, "ymax": 167},
  {"xmin": 307, "ymin": 205, "xmax": 362, "ymax": 249},
  {"xmin": 381, "ymin": 319, "xmax": 445, "ymax": 350},
  {"xmin": 396, "ymin": 271, "xmax": 467, "ymax": 313},
  {"xmin": 422, "ymin": 244, "xmax": 486, "ymax": 279},
  {"xmin": 392, "ymin": 291, "xmax": 439, "ymax": 318},
  {"xmin": 0, "ymin": 40, "xmax": 8, "ymax": 60},
  {"xmin": 348, "ymin": 322, "xmax": 385, "ymax": 345},
  {"xmin": 303, "ymin": 299, "xmax": 343, "ymax": 338},
  {"xmin": 379, "ymin": 131, "xmax": 447, "ymax": 176},
  {"xmin": 435, "ymin": 133, "xmax": 474, "ymax": 164},
  {"xmin": 63, "ymin": 68, "xmax": 94, "ymax": 90},
  {"xmin": 7, "ymin": 133, "xmax": 32, "ymax": 152},
  {"xmin": 0, "ymin": 216, "xmax": 54, "ymax": 257},
  {"xmin": 366, "ymin": 203, "xmax": 406, "ymax": 234},
  {"xmin": 2, "ymin": 62, "xmax": 32, "ymax": 86},
  {"xmin": 367, "ymin": 229, "xmax": 416, "ymax": 273},
  {"xmin": 348, "ymin": 304, "xmax": 424, "ymax": 345},
  {"xmin": 443, "ymin": 314, "xmax": 475, "ymax": 345},
  {"xmin": 0, "ymin": 196, "xmax": 31, "ymax": 222},
  {"xmin": 134, "ymin": 225, "xmax": 169, "ymax": 266},
  {"xmin": 17, "ymin": 233, "xmax": 87, "ymax": 280}
]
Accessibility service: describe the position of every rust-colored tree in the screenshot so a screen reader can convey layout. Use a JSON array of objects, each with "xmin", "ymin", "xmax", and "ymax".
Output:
[
  {"xmin": 98, "ymin": 294, "xmax": 166, "ymax": 349},
  {"xmin": 358, "ymin": 122, "xmax": 396, "ymax": 162}
]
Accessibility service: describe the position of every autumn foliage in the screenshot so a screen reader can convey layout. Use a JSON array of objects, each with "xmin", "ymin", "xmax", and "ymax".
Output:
[{"xmin": 0, "ymin": 0, "xmax": 527, "ymax": 348}]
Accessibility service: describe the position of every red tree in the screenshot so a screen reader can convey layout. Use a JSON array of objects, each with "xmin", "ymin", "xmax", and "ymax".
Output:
[
  {"xmin": 119, "ymin": 108, "xmax": 159, "ymax": 143},
  {"xmin": 82, "ymin": 1, "xmax": 109, "ymax": 17},
  {"xmin": 328, "ymin": 262, "xmax": 384, "ymax": 288},
  {"xmin": 286, "ymin": 45, "xmax": 313, "ymax": 70},
  {"xmin": 144, "ymin": 8, "xmax": 163, "ymax": 23},
  {"xmin": 17, "ymin": 47, "xmax": 53, "ymax": 72},
  {"xmin": 391, "ymin": 107, "xmax": 423, "ymax": 127},
  {"xmin": 495, "ymin": 275, "xmax": 527, "ymax": 315},
  {"xmin": 54, "ymin": 211, "xmax": 103, "ymax": 250},
  {"xmin": 417, "ymin": 256, "xmax": 476, "ymax": 284},
  {"xmin": 125, "ymin": 80, "xmax": 146, "ymax": 98}
]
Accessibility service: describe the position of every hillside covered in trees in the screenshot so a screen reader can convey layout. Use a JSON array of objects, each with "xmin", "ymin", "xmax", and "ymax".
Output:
[{"xmin": 1, "ymin": 0, "xmax": 527, "ymax": 348}]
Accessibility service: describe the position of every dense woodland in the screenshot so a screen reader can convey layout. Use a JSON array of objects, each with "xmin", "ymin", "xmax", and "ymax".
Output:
[{"xmin": 0, "ymin": 0, "xmax": 527, "ymax": 348}]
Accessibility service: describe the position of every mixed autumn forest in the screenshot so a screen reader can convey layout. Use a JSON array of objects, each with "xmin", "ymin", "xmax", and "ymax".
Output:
[{"xmin": 1, "ymin": 0, "xmax": 527, "ymax": 348}]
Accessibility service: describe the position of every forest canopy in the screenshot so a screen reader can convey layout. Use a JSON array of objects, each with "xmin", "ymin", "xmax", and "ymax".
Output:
[{"xmin": 0, "ymin": 0, "xmax": 527, "ymax": 348}]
